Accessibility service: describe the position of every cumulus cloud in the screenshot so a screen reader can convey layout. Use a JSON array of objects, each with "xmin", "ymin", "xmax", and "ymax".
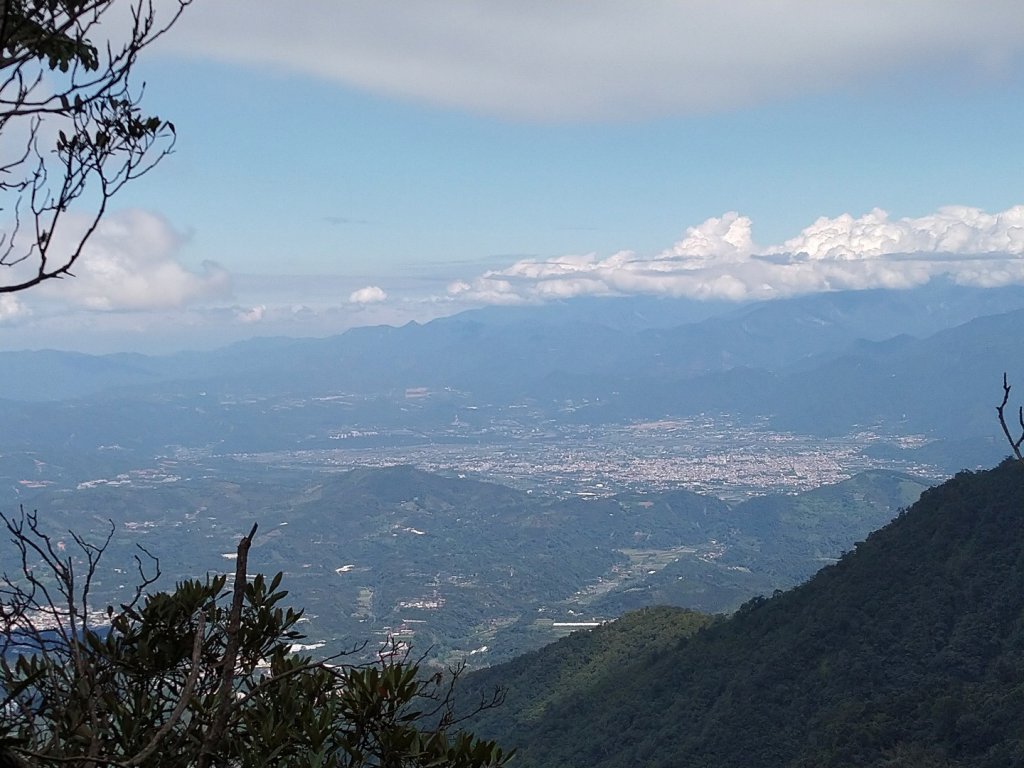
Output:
[
  {"xmin": 769, "ymin": 206, "xmax": 1024, "ymax": 260},
  {"xmin": 161, "ymin": 1, "xmax": 1024, "ymax": 120},
  {"xmin": 348, "ymin": 285, "xmax": 388, "ymax": 304},
  {"xmin": 449, "ymin": 205, "xmax": 1024, "ymax": 304},
  {"xmin": 39, "ymin": 209, "xmax": 231, "ymax": 311},
  {"xmin": 0, "ymin": 295, "xmax": 26, "ymax": 324}
]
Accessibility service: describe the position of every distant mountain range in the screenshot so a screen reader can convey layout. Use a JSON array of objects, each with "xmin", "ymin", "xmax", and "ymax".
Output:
[
  {"xmin": 460, "ymin": 459, "xmax": 1024, "ymax": 768},
  {"xmin": 4, "ymin": 280, "xmax": 1024, "ymax": 398},
  {"xmin": 0, "ymin": 281, "xmax": 1019, "ymax": 472}
]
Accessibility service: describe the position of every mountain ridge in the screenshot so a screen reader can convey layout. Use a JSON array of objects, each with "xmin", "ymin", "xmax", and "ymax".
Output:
[{"xmin": 460, "ymin": 459, "xmax": 1024, "ymax": 767}]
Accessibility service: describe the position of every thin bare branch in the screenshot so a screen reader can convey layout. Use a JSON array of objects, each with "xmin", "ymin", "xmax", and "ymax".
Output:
[
  {"xmin": 196, "ymin": 522, "xmax": 259, "ymax": 768},
  {"xmin": 997, "ymin": 372, "xmax": 1024, "ymax": 460},
  {"xmin": 0, "ymin": 0, "xmax": 191, "ymax": 293}
]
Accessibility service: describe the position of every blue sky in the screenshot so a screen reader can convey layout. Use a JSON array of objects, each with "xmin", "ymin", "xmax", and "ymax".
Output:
[{"xmin": 2, "ymin": 1, "xmax": 1024, "ymax": 351}]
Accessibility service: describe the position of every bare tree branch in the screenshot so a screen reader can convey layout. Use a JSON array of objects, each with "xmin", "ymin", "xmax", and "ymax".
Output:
[
  {"xmin": 0, "ymin": 0, "xmax": 191, "ymax": 294},
  {"xmin": 197, "ymin": 522, "xmax": 259, "ymax": 768},
  {"xmin": 997, "ymin": 372, "xmax": 1024, "ymax": 460}
]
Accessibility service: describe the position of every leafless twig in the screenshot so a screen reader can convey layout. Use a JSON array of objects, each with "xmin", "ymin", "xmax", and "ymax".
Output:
[
  {"xmin": 196, "ymin": 522, "xmax": 258, "ymax": 768},
  {"xmin": 997, "ymin": 372, "xmax": 1024, "ymax": 460}
]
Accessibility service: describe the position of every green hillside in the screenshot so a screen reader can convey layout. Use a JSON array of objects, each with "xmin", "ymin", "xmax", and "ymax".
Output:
[
  {"xmin": 9, "ymin": 463, "xmax": 926, "ymax": 666},
  {"xmin": 584, "ymin": 470, "xmax": 927, "ymax": 616},
  {"xmin": 462, "ymin": 460, "xmax": 1024, "ymax": 767}
]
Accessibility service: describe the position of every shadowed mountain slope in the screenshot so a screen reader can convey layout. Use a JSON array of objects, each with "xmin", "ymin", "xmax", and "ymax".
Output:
[{"xmin": 462, "ymin": 460, "xmax": 1024, "ymax": 767}]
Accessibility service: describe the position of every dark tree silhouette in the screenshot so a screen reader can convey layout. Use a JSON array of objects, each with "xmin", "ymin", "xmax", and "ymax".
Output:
[
  {"xmin": 0, "ymin": 0, "xmax": 190, "ymax": 293},
  {"xmin": 996, "ymin": 372, "xmax": 1024, "ymax": 460},
  {"xmin": 0, "ymin": 511, "xmax": 510, "ymax": 767}
]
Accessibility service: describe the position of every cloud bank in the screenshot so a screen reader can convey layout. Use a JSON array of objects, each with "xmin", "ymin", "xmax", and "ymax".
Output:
[
  {"xmin": 449, "ymin": 206, "xmax": 1024, "ymax": 304},
  {"xmin": 163, "ymin": 1, "xmax": 1024, "ymax": 120},
  {"xmin": 10, "ymin": 204, "xmax": 1024, "ymax": 353},
  {"xmin": 38, "ymin": 210, "xmax": 231, "ymax": 311}
]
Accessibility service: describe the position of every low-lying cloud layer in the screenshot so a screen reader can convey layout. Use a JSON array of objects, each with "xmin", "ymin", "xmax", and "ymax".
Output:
[
  {"xmin": 448, "ymin": 205, "xmax": 1024, "ymax": 304},
  {"xmin": 164, "ymin": 1, "xmax": 1024, "ymax": 121},
  {"xmin": 10, "ymin": 204, "xmax": 1024, "ymax": 353}
]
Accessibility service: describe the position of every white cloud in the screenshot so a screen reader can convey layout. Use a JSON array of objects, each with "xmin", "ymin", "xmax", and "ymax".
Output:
[
  {"xmin": 769, "ymin": 206, "xmax": 1024, "ymax": 260},
  {"xmin": 39, "ymin": 210, "xmax": 231, "ymax": 311},
  {"xmin": 348, "ymin": 285, "xmax": 388, "ymax": 304},
  {"xmin": 660, "ymin": 212, "xmax": 757, "ymax": 264},
  {"xmin": 236, "ymin": 305, "xmax": 266, "ymax": 324},
  {"xmin": 449, "ymin": 205, "xmax": 1024, "ymax": 304},
  {"xmin": 0, "ymin": 295, "xmax": 26, "ymax": 324},
  {"xmin": 161, "ymin": 1, "xmax": 1024, "ymax": 120}
]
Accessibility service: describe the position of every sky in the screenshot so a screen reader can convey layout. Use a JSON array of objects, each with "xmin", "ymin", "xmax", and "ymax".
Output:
[{"xmin": 2, "ymin": 0, "xmax": 1024, "ymax": 352}]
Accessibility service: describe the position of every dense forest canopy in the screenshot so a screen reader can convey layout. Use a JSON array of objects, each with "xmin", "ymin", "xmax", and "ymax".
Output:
[{"xmin": 461, "ymin": 460, "xmax": 1024, "ymax": 768}]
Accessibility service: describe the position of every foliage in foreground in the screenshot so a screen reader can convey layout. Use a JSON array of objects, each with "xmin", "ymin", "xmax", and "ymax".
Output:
[
  {"xmin": 0, "ymin": 0, "xmax": 192, "ymax": 293},
  {"xmin": 0, "ymin": 515, "xmax": 509, "ymax": 768}
]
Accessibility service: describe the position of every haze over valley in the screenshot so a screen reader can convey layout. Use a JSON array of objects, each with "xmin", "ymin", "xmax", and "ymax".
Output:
[
  {"xmin": 2, "ymin": 280, "xmax": 1018, "ymax": 666},
  {"xmin": 2, "ymin": 3, "xmax": 1024, "ymax": 766}
]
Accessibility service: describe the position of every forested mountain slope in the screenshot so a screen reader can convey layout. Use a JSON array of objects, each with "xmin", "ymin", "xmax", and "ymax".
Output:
[
  {"xmin": 8, "ymin": 462, "xmax": 923, "ymax": 666},
  {"xmin": 462, "ymin": 460, "xmax": 1024, "ymax": 767}
]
